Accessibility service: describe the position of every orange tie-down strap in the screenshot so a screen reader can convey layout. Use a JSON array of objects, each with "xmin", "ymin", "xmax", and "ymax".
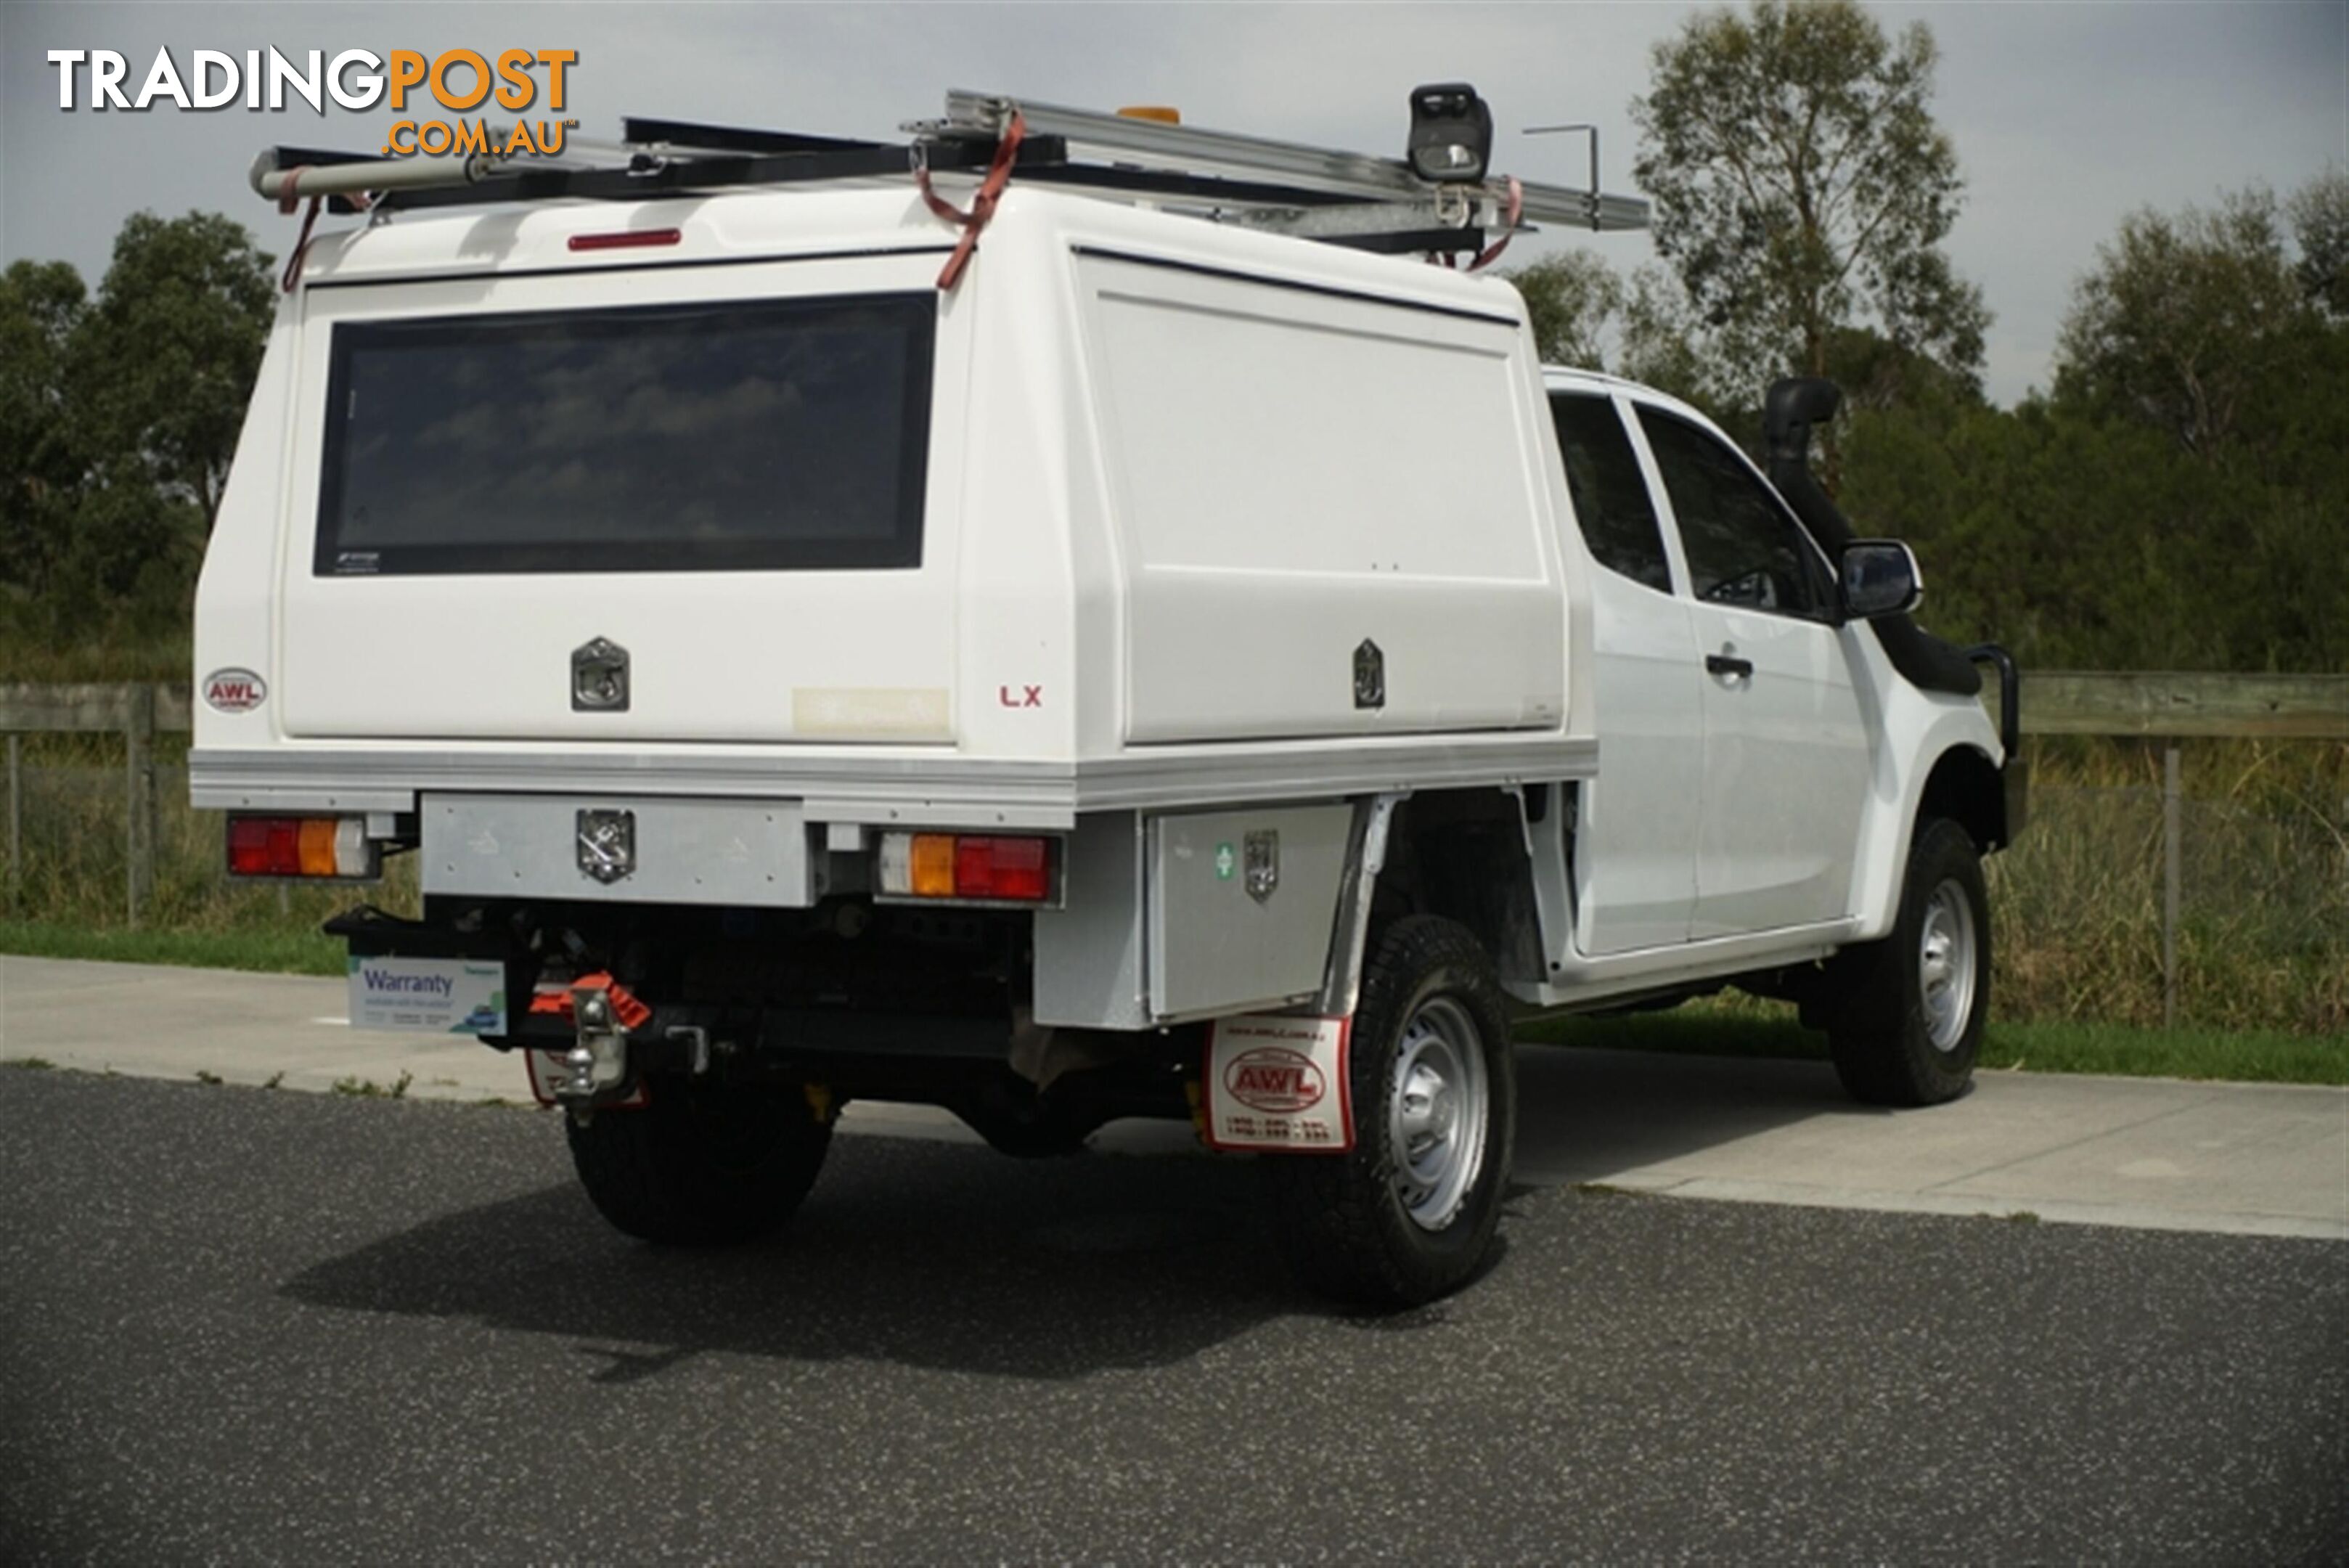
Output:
[
  {"xmin": 528, "ymin": 971, "xmax": 652, "ymax": 1030},
  {"xmin": 274, "ymin": 168, "xmax": 377, "ymax": 293},
  {"xmin": 913, "ymin": 110, "xmax": 1026, "ymax": 290}
]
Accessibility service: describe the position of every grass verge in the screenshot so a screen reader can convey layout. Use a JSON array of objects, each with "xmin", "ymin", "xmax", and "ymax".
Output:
[
  {"xmin": 1516, "ymin": 1006, "xmax": 2348, "ymax": 1086},
  {"xmin": 0, "ymin": 919, "xmax": 343, "ymax": 977}
]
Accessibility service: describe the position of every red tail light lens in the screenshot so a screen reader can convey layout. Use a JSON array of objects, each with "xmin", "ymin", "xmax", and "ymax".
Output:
[
  {"xmin": 228, "ymin": 817, "xmax": 302, "ymax": 876},
  {"xmin": 952, "ymin": 836, "xmax": 1051, "ymax": 902}
]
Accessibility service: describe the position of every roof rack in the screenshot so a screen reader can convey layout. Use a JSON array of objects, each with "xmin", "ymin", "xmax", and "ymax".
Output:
[{"xmin": 248, "ymin": 87, "xmax": 1648, "ymax": 256}]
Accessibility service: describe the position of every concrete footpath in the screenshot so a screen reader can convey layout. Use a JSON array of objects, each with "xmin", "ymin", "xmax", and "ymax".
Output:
[{"xmin": 4, "ymin": 953, "xmax": 2343, "ymax": 1241}]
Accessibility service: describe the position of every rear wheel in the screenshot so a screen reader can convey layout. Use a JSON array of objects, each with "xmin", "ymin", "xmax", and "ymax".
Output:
[
  {"xmin": 1825, "ymin": 817, "xmax": 1990, "ymax": 1106},
  {"xmin": 567, "ymin": 1077, "xmax": 833, "ymax": 1245},
  {"xmin": 1264, "ymin": 916, "xmax": 1516, "ymax": 1308}
]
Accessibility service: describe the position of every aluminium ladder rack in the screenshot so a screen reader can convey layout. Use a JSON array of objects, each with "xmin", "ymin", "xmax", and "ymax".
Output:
[
  {"xmin": 248, "ymin": 88, "xmax": 1648, "ymax": 256},
  {"xmin": 916, "ymin": 90, "xmax": 1648, "ymax": 234}
]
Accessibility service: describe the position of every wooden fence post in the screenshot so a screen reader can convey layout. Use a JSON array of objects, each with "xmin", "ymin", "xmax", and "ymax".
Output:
[
  {"xmin": 2162, "ymin": 741, "xmax": 2182, "ymax": 1030},
  {"xmin": 126, "ymin": 685, "xmax": 157, "ymax": 926},
  {"xmin": 142, "ymin": 685, "xmax": 161, "ymax": 900},
  {"xmin": 6, "ymin": 734, "xmax": 20, "ymax": 914}
]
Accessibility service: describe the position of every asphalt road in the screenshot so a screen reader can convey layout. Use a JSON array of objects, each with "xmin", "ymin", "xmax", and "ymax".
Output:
[{"xmin": 2, "ymin": 1069, "xmax": 2344, "ymax": 1565}]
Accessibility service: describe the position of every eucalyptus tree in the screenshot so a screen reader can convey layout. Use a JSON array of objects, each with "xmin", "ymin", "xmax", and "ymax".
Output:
[{"xmin": 1630, "ymin": 0, "xmax": 1988, "ymax": 409}]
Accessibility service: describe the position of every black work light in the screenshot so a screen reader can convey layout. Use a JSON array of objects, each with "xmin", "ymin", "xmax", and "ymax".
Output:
[{"xmin": 1406, "ymin": 83, "xmax": 1493, "ymax": 184}]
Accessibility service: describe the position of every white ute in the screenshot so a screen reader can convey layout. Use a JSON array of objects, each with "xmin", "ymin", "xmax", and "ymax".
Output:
[{"xmin": 195, "ymin": 90, "xmax": 2024, "ymax": 1304}]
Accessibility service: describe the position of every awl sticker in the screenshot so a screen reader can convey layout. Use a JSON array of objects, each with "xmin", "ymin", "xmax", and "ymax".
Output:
[{"xmin": 1205, "ymin": 1015, "xmax": 1353, "ymax": 1153}]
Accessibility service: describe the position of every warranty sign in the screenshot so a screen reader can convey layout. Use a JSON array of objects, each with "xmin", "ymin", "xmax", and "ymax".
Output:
[
  {"xmin": 1205, "ymin": 1014, "xmax": 1353, "ymax": 1153},
  {"xmin": 347, "ymin": 955, "xmax": 504, "ymax": 1034}
]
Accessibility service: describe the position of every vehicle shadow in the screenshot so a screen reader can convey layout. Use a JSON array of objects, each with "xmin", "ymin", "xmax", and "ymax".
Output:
[
  {"xmin": 1512, "ymin": 1041, "xmax": 1890, "ymax": 1185},
  {"xmin": 281, "ymin": 1132, "xmax": 1312, "ymax": 1383},
  {"xmin": 280, "ymin": 1045, "xmax": 1867, "ymax": 1382}
]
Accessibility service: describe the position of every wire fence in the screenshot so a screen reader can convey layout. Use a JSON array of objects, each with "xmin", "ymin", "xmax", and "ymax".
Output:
[
  {"xmin": 1985, "ymin": 769, "xmax": 2347, "ymax": 1034},
  {"xmin": 4, "ymin": 677, "xmax": 2346, "ymax": 1033}
]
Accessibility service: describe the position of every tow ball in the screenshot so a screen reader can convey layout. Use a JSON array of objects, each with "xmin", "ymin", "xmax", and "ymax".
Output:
[
  {"xmin": 527, "ymin": 973, "xmax": 653, "ymax": 1105},
  {"xmin": 563, "ymin": 983, "xmax": 629, "ymax": 1101}
]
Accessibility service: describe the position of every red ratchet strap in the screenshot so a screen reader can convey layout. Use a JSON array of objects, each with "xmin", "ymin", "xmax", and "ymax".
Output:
[
  {"xmin": 1466, "ymin": 176, "xmax": 1524, "ymax": 273},
  {"xmin": 913, "ymin": 111, "xmax": 1026, "ymax": 290},
  {"xmin": 528, "ymin": 972, "xmax": 653, "ymax": 1030},
  {"xmin": 276, "ymin": 168, "xmax": 374, "ymax": 293}
]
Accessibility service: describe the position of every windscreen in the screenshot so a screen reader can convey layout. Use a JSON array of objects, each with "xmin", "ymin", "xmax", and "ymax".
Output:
[{"xmin": 315, "ymin": 293, "xmax": 934, "ymax": 576}]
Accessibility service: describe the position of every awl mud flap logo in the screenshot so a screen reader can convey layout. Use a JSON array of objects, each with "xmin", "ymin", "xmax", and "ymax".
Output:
[
  {"xmin": 1223, "ymin": 1048, "xmax": 1325, "ymax": 1114},
  {"xmin": 1206, "ymin": 1016, "xmax": 1354, "ymax": 1153}
]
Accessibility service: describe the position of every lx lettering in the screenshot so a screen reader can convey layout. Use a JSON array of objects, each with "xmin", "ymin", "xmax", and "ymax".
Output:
[{"xmin": 998, "ymin": 685, "xmax": 1043, "ymax": 709}]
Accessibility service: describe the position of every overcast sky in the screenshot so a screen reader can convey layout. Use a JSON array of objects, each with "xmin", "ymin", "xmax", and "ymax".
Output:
[{"xmin": 4, "ymin": 1, "xmax": 2343, "ymax": 405}]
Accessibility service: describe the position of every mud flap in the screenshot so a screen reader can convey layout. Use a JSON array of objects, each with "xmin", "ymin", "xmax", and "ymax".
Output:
[{"xmin": 1204, "ymin": 1015, "xmax": 1353, "ymax": 1153}]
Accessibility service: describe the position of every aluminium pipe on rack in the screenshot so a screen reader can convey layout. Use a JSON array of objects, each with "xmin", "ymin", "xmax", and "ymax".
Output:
[{"xmin": 248, "ymin": 148, "xmax": 512, "ymax": 203}]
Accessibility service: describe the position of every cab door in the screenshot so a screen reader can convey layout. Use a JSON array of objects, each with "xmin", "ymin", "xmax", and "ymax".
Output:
[
  {"xmin": 1630, "ymin": 406, "xmax": 1871, "ymax": 937},
  {"xmin": 1548, "ymin": 391, "xmax": 1702, "ymax": 954}
]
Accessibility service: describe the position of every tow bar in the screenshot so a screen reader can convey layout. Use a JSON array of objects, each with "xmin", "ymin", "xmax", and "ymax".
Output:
[{"xmin": 529, "ymin": 973, "xmax": 651, "ymax": 1103}]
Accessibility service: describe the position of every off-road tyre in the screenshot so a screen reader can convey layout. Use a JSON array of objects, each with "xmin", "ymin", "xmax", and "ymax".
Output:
[
  {"xmin": 567, "ymin": 1077, "xmax": 833, "ymax": 1245},
  {"xmin": 1264, "ymin": 915, "xmax": 1516, "ymax": 1308},
  {"xmin": 1825, "ymin": 817, "xmax": 1990, "ymax": 1106}
]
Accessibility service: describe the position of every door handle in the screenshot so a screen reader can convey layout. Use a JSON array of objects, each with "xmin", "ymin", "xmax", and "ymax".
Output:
[{"xmin": 1705, "ymin": 653, "xmax": 1754, "ymax": 679}]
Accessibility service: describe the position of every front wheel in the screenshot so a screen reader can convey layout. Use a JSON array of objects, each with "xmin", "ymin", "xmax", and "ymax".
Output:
[
  {"xmin": 1825, "ymin": 817, "xmax": 1990, "ymax": 1106},
  {"xmin": 567, "ymin": 1077, "xmax": 833, "ymax": 1245},
  {"xmin": 1263, "ymin": 916, "xmax": 1516, "ymax": 1308}
]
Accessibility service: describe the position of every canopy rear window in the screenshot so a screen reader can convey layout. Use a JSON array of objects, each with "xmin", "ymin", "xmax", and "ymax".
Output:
[{"xmin": 315, "ymin": 293, "xmax": 934, "ymax": 576}]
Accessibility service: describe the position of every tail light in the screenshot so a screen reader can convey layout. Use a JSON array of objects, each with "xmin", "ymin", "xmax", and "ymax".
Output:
[
  {"xmin": 227, "ymin": 815, "xmax": 378, "ymax": 880},
  {"xmin": 877, "ymin": 833, "xmax": 1055, "ymax": 905}
]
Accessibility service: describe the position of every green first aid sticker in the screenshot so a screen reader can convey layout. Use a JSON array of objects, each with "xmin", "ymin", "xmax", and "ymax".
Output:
[{"xmin": 1214, "ymin": 842, "xmax": 1237, "ymax": 880}]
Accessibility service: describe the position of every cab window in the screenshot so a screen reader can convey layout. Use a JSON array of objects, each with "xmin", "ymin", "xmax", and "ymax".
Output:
[
  {"xmin": 1548, "ymin": 393, "xmax": 1673, "ymax": 593},
  {"xmin": 1635, "ymin": 408, "xmax": 1831, "ymax": 619}
]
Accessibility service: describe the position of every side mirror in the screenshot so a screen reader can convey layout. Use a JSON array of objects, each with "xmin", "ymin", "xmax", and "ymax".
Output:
[{"xmin": 1840, "ymin": 539, "xmax": 1923, "ymax": 620}]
